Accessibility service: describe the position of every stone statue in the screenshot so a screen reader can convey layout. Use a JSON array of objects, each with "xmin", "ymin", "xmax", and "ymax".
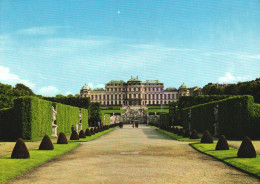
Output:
[
  {"xmin": 75, "ymin": 123, "xmax": 78, "ymax": 133},
  {"xmin": 52, "ymin": 106, "xmax": 57, "ymax": 125},
  {"xmin": 213, "ymin": 104, "xmax": 219, "ymax": 135},
  {"xmin": 79, "ymin": 109, "xmax": 82, "ymax": 123}
]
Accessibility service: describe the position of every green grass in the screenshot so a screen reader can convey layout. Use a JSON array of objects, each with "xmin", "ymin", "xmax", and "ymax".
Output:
[
  {"xmin": 0, "ymin": 143, "xmax": 79, "ymax": 183},
  {"xmin": 101, "ymin": 110, "xmax": 126, "ymax": 114},
  {"xmin": 190, "ymin": 143, "xmax": 260, "ymax": 179},
  {"xmin": 149, "ymin": 126, "xmax": 200, "ymax": 142},
  {"xmin": 147, "ymin": 105, "xmax": 169, "ymax": 109},
  {"xmin": 69, "ymin": 128, "xmax": 117, "ymax": 142},
  {"xmin": 144, "ymin": 109, "xmax": 169, "ymax": 113}
]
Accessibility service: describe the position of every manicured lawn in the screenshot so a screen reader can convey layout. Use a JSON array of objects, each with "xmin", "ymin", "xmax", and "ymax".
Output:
[
  {"xmin": 150, "ymin": 126, "xmax": 200, "ymax": 142},
  {"xmin": 69, "ymin": 128, "xmax": 117, "ymax": 142},
  {"xmin": 0, "ymin": 143, "xmax": 79, "ymax": 183},
  {"xmin": 190, "ymin": 143, "xmax": 260, "ymax": 178},
  {"xmin": 144, "ymin": 109, "xmax": 169, "ymax": 113},
  {"xmin": 101, "ymin": 109, "xmax": 126, "ymax": 114},
  {"xmin": 147, "ymin": 105, "xmax": 169, "ymax": 109}
]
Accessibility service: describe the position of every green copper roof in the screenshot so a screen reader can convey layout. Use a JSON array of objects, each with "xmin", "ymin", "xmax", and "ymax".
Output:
[
  {"xmin": 165, "ymin": 87, "xmax": 177, "ymax": 92},
  {"xmin": 127, "ymin": 76, "xmax": 141, "ymax": 83},
  {"xmin": 93, "ymin": 88, "xmax": 105, "ymax": 91},
  {"xmin": 81, "ymin": 84, "xmax": 90, "ymax": 90},
  {"xmin": 179, "ymin": 83, "xmax": 188, "ymax": 90},
  {"xmin": 144, "ymin": 80, "xmax": 162, "ymax": 84},
  {"xmin": 107, "ymin": 80, "xmax": 125, "ymax": 84}
]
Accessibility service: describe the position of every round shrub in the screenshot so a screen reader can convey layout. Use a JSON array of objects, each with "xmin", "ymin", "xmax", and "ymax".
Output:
[
  {"xmin": 11, "ymin": 138, "xmax": 30, "ymax": 159},
  {"xmin": 70, "ymin": 130, "xmax": 79, "ymax": 140},
  {"xmin": 39, "ymin": 135, "xmax": 54, "ymax": 150},
  {"xmin": 201, "ymin": 130, "xmax": 213, "ymax": 143},
  {"xmin": 94, "ymin": 127, "xmax": 98, "ymax": 133},
  {"xmin": 190, "ymin": 129, "xmax": 199, "ymax": 139},
  {"xmin": 79, "ymin": 130, "xmax": 86, "ymax": 138},
  {"xmin": 183, "ymin": 130, "xmax": 190, "ymax": 138},
  {"xmin": 237, "ymin": 136, "xmax": 256, "ymax": 158},
  {"xmin": 97, "ymin": 126, "xmax": 101, "ymax": 132},
  {"xmin": 85, "ymin": 128, "xmax": 92, "ymax": 136},
  {"xmin": 57, "ymin": 132, "xmax": 68, "ymax": 144},
  {"xmin": 215, "ymin": 135, "xmax": 229, "ymax": 150}
]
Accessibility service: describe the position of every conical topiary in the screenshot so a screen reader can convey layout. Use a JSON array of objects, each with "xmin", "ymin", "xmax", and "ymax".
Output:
[
  {"xmin": 11, "ymin": 138, "xmax": 30, "ymax": 159},
  {"xmin": 183, "ymin": 130, "xmax": 190, "ymax": 138},
  {"xmin": 79, "ymin": 130, "xmax": 86, "ymax": 138},
  {"xmin": 39, "ymin": 135, "xmax": 54, "ymax": 150},
  {"xmin": 237, "ymin": 136, "xmax": 256, "ymax": 158},
  {"xmin": 201, "ymin": 130, "xmax": 213, "ymax": 143},
  {"xmin": 94, "ymin": 127, "xmax": 98, "ymax": 133},
  {"xmin": 57, "ymin": 132, "xmax": 68, "ymax": 144},
  {"xmin": 97, "ymin": 126, "xmax": 101, "ymax": 132},
  {"xmin": 85, "ymin": 128, "xmax": 92, "ymax": 136},
  {"xmin": 190, "ymin": 129, "xmax": 199, "ymax": 139},
  {"xmin": 216, "ymin": 135, "xmax": 229, "ymax": 150},
  {"xmin": 90, "ymin": 128, "xmax": 95, "ymax": 135},
  {"xmin": 70, "ymin": 130, "xmax": 79, "ymax": 140}
]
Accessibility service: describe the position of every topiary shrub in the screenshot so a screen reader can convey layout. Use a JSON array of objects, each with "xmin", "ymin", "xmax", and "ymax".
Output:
[
  {"xmin": 237, "ymin": 136, "xmax": 256, "ymax": 158},
  {"xmin": 90, "ymin": 128, "xmax": 95, "ymax": 135},
  {"xmin": 79, "ymin": 130, "xmax": 86, "ymax": 138},
  {"xmin": 216, "ymin": 135, "xmax": 229, "ymax": 150},
  {"xmin": 11, "ymin": 138, "xmax": 30, "ymax": 159},
  {"xmin": 201, "ymin": 130, "xmax": 213, "ymax": 143},
  {"xmin": 97, "ymin": 126, "xmax": 101, "ymax": 132},
  {"xmin": 94, "ymin": 127, "xmax": 99, "ymax": 133},
  {"xmin": 190, "ymin": 129, "xmax": 199, "ymax": 139},
  {"xmin": 183, "ymin": 130, "xmax": 190, "ymax": 138},
  {"xmin": 85, "ymin": 128, "xmax": 92, "ymax": 136},
  {"xmin": 70, "ymin": 130, "xmax": 79, "ymax": 140},
  {"xmin": 57, "ymin": 132, "xmax": 68, "ymax": 144},
  {"xmin": 39, "ymin": 135, "xmax": 54, "ymax": 150}
]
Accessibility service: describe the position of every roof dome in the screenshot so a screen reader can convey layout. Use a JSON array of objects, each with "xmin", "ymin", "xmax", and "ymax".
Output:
[
  {"xmin": 179, "ymin": 83, "xmax": 188, "ymax": 90},
  {"xmin": 81, "ymin": 84, "xmax": 90, "ymax": 90}
]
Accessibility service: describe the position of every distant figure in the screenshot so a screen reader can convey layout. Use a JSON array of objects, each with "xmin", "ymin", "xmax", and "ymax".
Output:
[
  {"xmin": 52, "ymin": 106, "xmax": 57, "ymax": 125},
  {"xmin": 135, "ymin": 122, "xmax": 139, "ymax": 128},
  {"xmin": 75, "ymin": 123, "xmax": 78, "ymax": 133},
  {"xmin": 132, "ymin": 122, "xmax": 135, "ymax": 128},
  {"xmin": 71, "ymin": 125, "xmax": 75, "ymax": 133}
]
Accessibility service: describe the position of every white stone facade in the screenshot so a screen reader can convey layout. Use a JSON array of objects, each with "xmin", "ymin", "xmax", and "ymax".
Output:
[{"xmin": 80, "ymin": 77, "xmax": 190, "ymax": 106}]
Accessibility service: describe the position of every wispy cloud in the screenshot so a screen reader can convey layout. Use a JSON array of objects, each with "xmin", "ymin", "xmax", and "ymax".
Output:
[
  {"xmin": 39, "ymin": 86, "xmax": 59, "ymax": 96},
  {"xmin": 17, "ymin": 26, "xmax": 68, "ymax": 35},
  {"xmin": 0, "ymin": 65, "xmax": 35, "ymax": 88}
]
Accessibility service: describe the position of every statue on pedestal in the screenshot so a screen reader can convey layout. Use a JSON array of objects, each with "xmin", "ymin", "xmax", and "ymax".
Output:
[
  {"xmin": 51, "ymin": 106, "xmax": 58, "ymax": 137},
  {"xmin": 213, "ymin": 104, "xmax": 219, "ymax": 136},
  {"xmin": 79, "ymin": 109, "xmax": 82, "ymax": 131}
]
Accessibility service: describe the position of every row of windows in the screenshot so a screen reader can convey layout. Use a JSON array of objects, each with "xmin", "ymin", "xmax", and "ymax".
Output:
[
  {"xmin": 100, "ymin": 100, "xmax": 173, "ymax": 105},
  {"xmin": 91, "ymin": 93, "xmax": 177, "ymax": 100},
  {"xmin": 106, "ymin": 87, "xmax": 163, "ymax": 92}
]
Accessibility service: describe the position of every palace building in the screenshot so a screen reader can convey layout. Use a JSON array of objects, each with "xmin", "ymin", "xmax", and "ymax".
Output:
[{"xmin": 80, "ymin": 76, "xmax": 201, "ymax": 106}]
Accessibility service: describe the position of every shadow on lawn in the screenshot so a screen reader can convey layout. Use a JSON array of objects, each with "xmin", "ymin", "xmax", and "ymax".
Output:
[{"xmin": 142, "ymin": 128, "xmax": 173, "ymax": 140}]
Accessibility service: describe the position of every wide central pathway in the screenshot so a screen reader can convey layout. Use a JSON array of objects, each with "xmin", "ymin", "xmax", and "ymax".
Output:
[{"xmin": 8, "ymin": 125, "xmax": 259, "ymax": 184}]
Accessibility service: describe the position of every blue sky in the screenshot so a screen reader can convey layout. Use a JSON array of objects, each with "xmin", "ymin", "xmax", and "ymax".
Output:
[{"xmin": 0, "ymin": 0, "xmax": 260, "ymax": 96}]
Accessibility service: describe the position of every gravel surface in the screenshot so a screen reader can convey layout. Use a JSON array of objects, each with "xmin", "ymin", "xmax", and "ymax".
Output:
[{"xmin": 6, "ymin": 125, "xmax": 260, "ymax": 184}]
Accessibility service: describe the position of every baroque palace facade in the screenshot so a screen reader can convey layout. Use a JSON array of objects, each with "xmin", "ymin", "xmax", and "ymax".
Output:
[{"xmin": 80, "ymin": 76, "xmax": 201, "ymax": 106}]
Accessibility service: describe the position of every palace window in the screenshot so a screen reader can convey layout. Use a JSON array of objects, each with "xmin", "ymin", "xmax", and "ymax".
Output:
[
  {"xmin": 152, "ymin": 94, "xmax": 154, "ymax": 99},
  {"xmin": 115, "ymin": 95, "xmax": 117, "ymax": 100},
  {"xmin": 168, "ymin": 94, "xmax": 170, "ymax": 99},
  {"xmin": 115, "ymin": 88, "xmax": 117, "ymax": 92},
  {"xmin": 156, "ymin": 94, "xmax": 158, "ymax": 99},
  {"xmin": 164, "ymin": 94, "xmax": 167, "ymax": 99},
  {"xmin": 103, "ymin": 95, "xmax": 106, "ymax": 100}
]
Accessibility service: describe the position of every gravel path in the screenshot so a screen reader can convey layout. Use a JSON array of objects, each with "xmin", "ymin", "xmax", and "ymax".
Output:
[{"xmin": 7, "ymin": 125, "xmax": 259, "ymax": 184}]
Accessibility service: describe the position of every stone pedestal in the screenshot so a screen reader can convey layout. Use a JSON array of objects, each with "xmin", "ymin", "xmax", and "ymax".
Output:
[
  {"xmin": 79, "ymin": 123, "xmax": 82, "ymax": 131},
  {"xmin": 52, "ymin": 124, "xmax": 58, "ymax": 137}
]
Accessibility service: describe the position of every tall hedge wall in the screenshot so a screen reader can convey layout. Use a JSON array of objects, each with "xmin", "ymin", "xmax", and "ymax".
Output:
[
  {"xmin": 182, "ymin": 95, "xmax": 260, "ymax": 139},
  {"xmin": 101, "ymin": 113, "xmax": 111, "ymax": 125},
  {"xmin": 0, "ymin": 97, "xmax": 88, "ymax": 140},
  {"xmin": 160, "ymin": 113, "xmax": 170, "ymax": 127}
]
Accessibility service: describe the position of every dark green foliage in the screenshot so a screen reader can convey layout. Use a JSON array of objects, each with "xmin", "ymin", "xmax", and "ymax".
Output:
[
  {"xmin": 79, "ymin": 130, "xmax": 86, "ymax": 138},
  {"xmin": 11, "ymin": 138, "xmax": 30, "ymax": 159},
  {"xmin": 177, "ymin": 129, "xmax": 184, "ymax": 136},
  {"xmin": 97, "ymin": 126, "xmax": 101, "ymax": 132},
  {"xmin": 119, "ymin": 122, "xmax": 123, "ymax": 128},
  {"xmin": 190, "ymin": 129, "xmax": 199, "ymax": 139},
  {"xmin": 94, "ymin": 127, "xmax": 98, "ymax": 133},
  {"xmin": 175, "ymin": 127, "xmax": 179, "ymax": 134},
  {"xmin": 57, "ymin": 132, "xmax": 68, "ymax": 144},
  {"xmin": 85, "ymin": 128, "xmax": 92, "ymax": 136},
  {"xmin": 39, "ymin": 135, "xmax": 54, "ymax": 150},
  {"xmin": 183, "ymin": 130, "xmax": 190, "ymax": 138},
  {"xmin": 182, "ymin": 96, "xmax": 260, "ymax": 139},
  {"xmin": 201, "ymin": 130, "xmax": 213, "ymax": 143},
  {"xmin": 14, "ymin": 83, "xmax": 34, "ymax": 96},
  {"xmin": 89, "ymin": 102, "xmax": 101, "ymax": 126},
  {"xmin": 169, "ymin": 102, "xmax": 181, "ymax": 125},
  {"xmin": 43, "ymin": 96, "xmax": 90, "ymax": 109},
  {"xmin": 160, "ymin": 113, "xmax": 170, "ymax": 127},
  {"xmin": 202, "ymin": 78, "xmax": 260, "ymax": 103},
  {"xmin": 70, "ymin": 130, "xmax": 79, "ymax": 140},
  {"xmin": 237, "ymin": 136, "xmax": 256, "ymax": 158},
  {"xmin": 216, "ymin": 135, "xmax": 229, "ymax": 150},
  {"xmin": 90, "ymin": 128, "xmax": 95, "ymax": 135}
]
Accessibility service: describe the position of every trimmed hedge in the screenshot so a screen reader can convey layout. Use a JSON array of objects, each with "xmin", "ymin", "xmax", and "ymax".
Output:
[
  {"xmin": 0, "ymin": 97, "xmax": 88, "ymax": 140},
  {"xmin": 182, "ymin": 95, "xmax": 260, "ymax": 139},
  {"xmin": 101, "ymin": 113, "xmax": 111, "ymax": 126},
  {"xmin": 160, "ymin": 113, "xmax": 170, "ymax": 128}
]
